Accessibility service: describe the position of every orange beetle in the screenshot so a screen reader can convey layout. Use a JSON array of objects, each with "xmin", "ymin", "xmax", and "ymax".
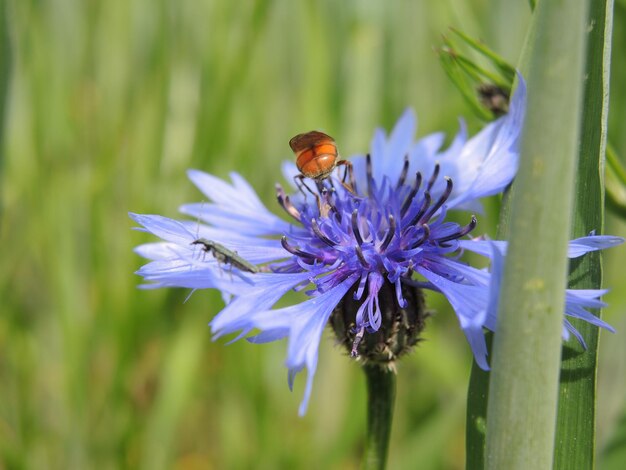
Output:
[{"xmin": 289, "ymin": 131, "xmax": 354, "ymax": 193}]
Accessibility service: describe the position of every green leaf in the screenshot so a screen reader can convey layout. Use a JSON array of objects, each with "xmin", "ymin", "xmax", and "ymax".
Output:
[
  {"xmin": 485, "ymin": 1, "xmax": 589, "ymax": 469},
  {"xmin": 554, "ymin": 0, "xmax": 613, "ymax": 467}
]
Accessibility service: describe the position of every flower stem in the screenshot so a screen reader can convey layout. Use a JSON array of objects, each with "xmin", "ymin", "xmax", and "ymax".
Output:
[{"xmin": 363, "ymin": 364, "xmax": 396, "ymax": 470}]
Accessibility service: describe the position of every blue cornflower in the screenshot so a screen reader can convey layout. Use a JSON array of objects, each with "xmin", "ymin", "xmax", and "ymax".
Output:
[{"xmin": 131, "ymin": 78, "xmax": 622, "ymax": 415}]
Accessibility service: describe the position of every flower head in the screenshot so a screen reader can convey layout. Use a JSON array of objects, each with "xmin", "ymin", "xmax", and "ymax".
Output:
[{"xmin": 131, "ymin": 78, "xmax": 621, "ymax": 415}]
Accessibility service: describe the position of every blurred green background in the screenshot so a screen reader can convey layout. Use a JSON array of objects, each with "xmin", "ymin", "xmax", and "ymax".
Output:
[{"xmin": 1, "ymin": 1, "xmax": 626, "ymax": 468}]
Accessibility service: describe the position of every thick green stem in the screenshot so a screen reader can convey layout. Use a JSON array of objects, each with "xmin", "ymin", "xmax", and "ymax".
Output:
[{"xmin": 363, "ymin": 364, "xmax": 396, "ymax": 470}]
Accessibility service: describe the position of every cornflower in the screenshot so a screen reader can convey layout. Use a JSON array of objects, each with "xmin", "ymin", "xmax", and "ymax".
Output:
[{"xmin": 131, "ymin": 78, "xmax": 622, "ymax": 415}]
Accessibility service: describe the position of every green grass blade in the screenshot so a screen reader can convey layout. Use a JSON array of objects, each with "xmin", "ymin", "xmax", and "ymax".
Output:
[
  {"xmin": 140, "ymin": 315, "xmax": 206, "ymax": 470},
  {"xmin": 554, "ymin": 0, "xmax": 613, "ymax": 468},
  {"xmin": 606, "ymin": 144, "xmax": 626, "ymax": 184},
  {"xmin": 449, "ymin": 27, "xmax": 516, "ymax": 84},
  {"xmin": 0, "ymin": 0, "xmax": 10, "ymax": 175},
  {"xmin": 485, "ymin": 1, "xmax": 589, "ymax": 469},
  {"xmin": 438, "ymin": 48, "xmax": 493, "ymax": 121},
  {"xmin": 606, "ymin": 144, "xmax": 626, "ymax": 217},
  {"xmin": 601, "ymin": 409, "xmax": 626, "ymax": 468}
]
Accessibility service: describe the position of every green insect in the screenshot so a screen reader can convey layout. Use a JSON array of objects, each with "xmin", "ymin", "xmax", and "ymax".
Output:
[{"xmin": 191, "ymin": 238, "xmax": 259, "ymax": 274}]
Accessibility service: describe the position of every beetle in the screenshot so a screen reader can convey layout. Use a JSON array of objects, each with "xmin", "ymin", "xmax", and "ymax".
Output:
[
  {"xmin": 289, "ymin": 131, "xmax": 354, "ymax": 194},
  {"xmin": 191, "ymin": 238, "xmax": 259, "ymax": 274}
]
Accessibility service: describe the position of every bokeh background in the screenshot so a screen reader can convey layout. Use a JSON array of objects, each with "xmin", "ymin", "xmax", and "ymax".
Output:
[{"xmin": 1, "ymin": 1, "xmax": 626, "ymax": 468}]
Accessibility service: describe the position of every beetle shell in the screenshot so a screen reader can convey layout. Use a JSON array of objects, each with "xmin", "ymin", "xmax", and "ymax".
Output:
[{"xmin": 290, "ymin": 131, "xmax": 338, "ymax": 180}]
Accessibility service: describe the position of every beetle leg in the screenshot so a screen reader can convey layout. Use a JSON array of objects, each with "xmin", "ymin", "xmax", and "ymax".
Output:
[
  {"xmin": 227, "ymin": 258, "xmax": 233, "ymax": 281},
  {"xmin": 213, "ymin": 251, "xmax": 224, "ymax": 276},
  {"xmin": 294, "ymin": 174, "xmax": 318, "ymax": 199},
  {"xmin": 294, "ymin": 174, "xmax": 324, "ymax": 214},
  {"xmin": 337, "ymin": 160, "xmax": 356, "ymax": 194}
]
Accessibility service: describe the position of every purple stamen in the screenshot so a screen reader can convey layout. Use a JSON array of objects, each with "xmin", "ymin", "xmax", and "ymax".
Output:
[
  {"xmin": 276, "ymin": 184, "xmax": 301, "ymax": 221},
  {"xmin": 380, "ymin": 215, "xmax": 397, "ymax": 251},
  {"xmin": 394, "ymin": 278, "xmax": 407, "ymax": 308},
  {"xmin": 281, "ymin": 236, "xmax": 319, "ymax": 260},
  {"xmin": 436, "ymin": 215, "xmax": 477, "ymax": 243},
  {"xmin": 426, "ymin": 163, "xmax": 440, "ymax": 191},
  {"xmin": 355, "ymin": 245, "xmax": 370, "ymax": 268},
  {"xmin": 407, "ymin": 191, "xmax": 432, "ymax": 227},
  {"xmin": 420, "ymin": 177, "xmax": 453, "ymax": 223},
  {"xmin": 366, "ymin": 153, "xmax": 373, "ymax": 194},
  {"xmin": 396, "ymin": 155, "xmax": 410, "ymax": 189},
  {"xmin": 400, "ymin": 172, "xmax": 423, "ymax": 216},
  {"xmin": 352, "ymin": 210, "xmax": 364, "ymax": 245},
  {"xmin": 311, "ymin": 218, "xmax": 336, "ymax": 247},
  {"xmin": 410, "ymin": 224, "xmax": 431, "ymax": 248}
]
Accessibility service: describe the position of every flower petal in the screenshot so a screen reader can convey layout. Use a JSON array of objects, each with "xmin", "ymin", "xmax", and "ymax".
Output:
[
  {"xmin": 130, "ymin": 213, "xmax": 196, "ymax": 245},
  {"xmin": 382, "ymin": 108, "xmax": 418, "ymax": 182},
  {"xmin": 445, "ymin": 76, "xmax": 526, "ymax": 209},
  {"xmin": 564, "ymin": 289, "xmax": 614, "ymax": 333},
  {"xmin": 567, "ymin": 235, "xmax": 624, "ymax": 258},
  {"xmin": 210, "ymin": 271, "xmax": 314, "ymax": 339},
  {"xmin": 243, "ymin": 275, "xmax": 357, "ymax": 415},
  {"xmin": 459, "ymin": 239, "xmax": 507, "ymax": 258},
  {"xmin": 183, "ymin": 170, "xmax": 293, "ymax": 236},
  {"xmin": 417, "ymin": 266, "xmax": 490, "ymax": 369},
  {"xmin": 481, "ymin": 242, "xmax": 615, "ymax": 349},
  {"xmin": 134, "ymin": 246, "xmax": 255, "ymax": 293},
  {"xmin": 461, "ymin": 233, "xmax": 624, "ymax": 260},
  {"xmin": 349, "ymin": 121, "xmax": 444, "ymax": 197}
]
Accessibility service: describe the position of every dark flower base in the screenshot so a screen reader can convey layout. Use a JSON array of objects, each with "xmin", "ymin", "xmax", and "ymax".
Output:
[{"xmin": 331, "ymin": 280, "xmax": 430, "ymax": 365}]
